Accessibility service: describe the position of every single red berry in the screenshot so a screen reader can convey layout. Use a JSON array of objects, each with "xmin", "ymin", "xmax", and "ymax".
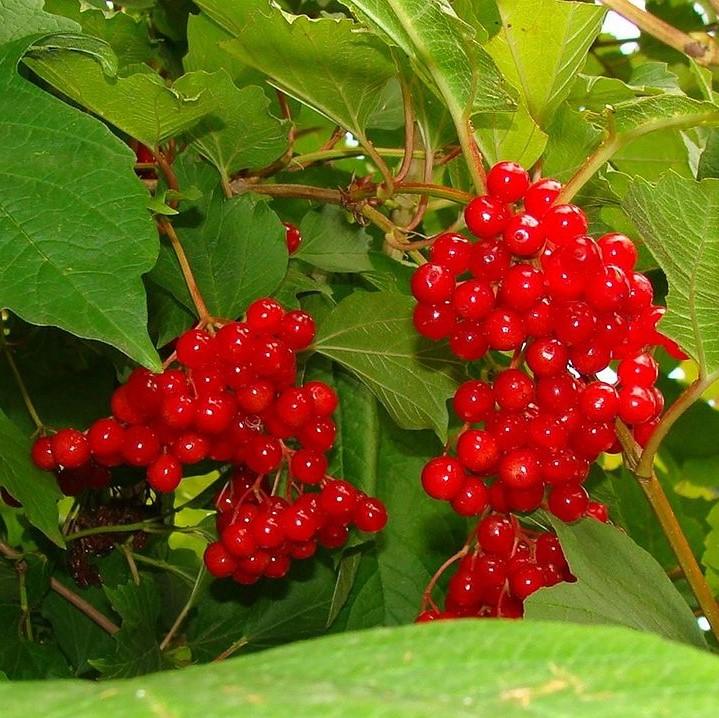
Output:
[
  {"xmin": 571, "ymin": 421, "xmax": 616, "ymax": 460},
  {"xmin": 464, "ymin": 195, "xmax": 511, "ymax": 238},
  {"xmin": 318, "ymin": 522, "xmax": 350, "ymax": 549},
  {"xmin": 493, "ymin": 369, "xmax": 535, "ymax": 412},
  {"xmin": 172, "ymin": 432, "xmax": 209, "ymax": 464},
  {"xmin": 353, "ymin": 497, "xmax": 388, "ymax": 532},
  {"xmin": 204, "ymin": 542, "xmax": 238, "ymax": 578},
  {"xmin": 176, "ymin": 328, "xmax": 215, "ymax": 369},
  {"xmin": 526, "ymin": 338, "xmax": 568, "ymax": 376},
  {"xmin": 556, "ymin": 235, "xmax": 602, "ymax": 275},
  {"xmin": 509, "ymin": 564, "xmax": 546, "ymax": 600},
  {"xmin": 528, "ymin": 414, "xmax": 569, "ymax": 451},
  {"xmin": 147, "ymin": 454, "xmax": 182, "ymax": 493},
  {"xmin": 541, "ymin": 448, "xmax": 583, "ymax": 485},
  {"xmin": 477, "ymin": 513, "xmax": 516, "ymax": 557},
  {"xmin": 283, "ymin": 222, "xmax": 302, "ymax": 254},
  {"xmin": 487, "ymin": 161, "xmax": 530, "ymax": 203},
  {"xmin": 598, "ymin": 232, "xmax": 637, "ymax": 272},
  {"xmin": 617, "ymin": 352, "xmax": 659, "ymax": 388},
  {"xmin": 450, "ymin": 478, "xmax": 488, "ymax": 516},
  {"xmin": 453, "ymin": 279, "xmax": 495, "ymax": 320},
  {"xmin": 498, "ymin": 447, "xmax": 541, "ymax": 489},
  {"xmin": 535, "ymin": 533, "xmax": 568, "ymax": 568},
  {"xmin": 469, "ymin": 239, "xmax": 511, "ymax": 281},
  {"xmin": 485, "ymin": 411, "xmax": 529, "ymax": 452},
  {"xmin": 411, "ymin": 263, "xmax": 455, "ymax": 304},
  {"xmin": 190, "ymin": 367, "xmax": 225, "ymax": 396},
  {"xmin": 421, "ymin": 456, "xmax": 465, "ymax": 500},
  {"xmin": 555, "ymin": 301, "xmax": 597, "ymax": 346},
  {"xmin": 541, "ymin": 204, "xmax": 588, "ymax": 246},
  {"xmin": 484, "ymin": 308, "xmax": 525, "ymax": 350},
  {"xmin": 548, "ymin": 483, "xmax": 589, "ymax": 522},
  {"xmin": 543, "ymin": 255, "xmax": 585, "ymax": 301},
  {"xmin": 618, "ymin": 385, "xmax": 659, "ymax": 425},
  {"xmin": 569, "ymin": 341, "xmax": 611, "ymax": 375},
  {"xmin": 319, "ymin": 479, "xmax": 359, "ymax": 519},
  {"xmin": 298, "ymin": 417, "xmax": 336, "ymax": 452},
  {"xmin": 160, "ymin": 393, "xmax": 195, "ymax": 430},
  {"xmin": 430, "ymin": 233, "xmax": 472, "ymax": 275},
  {"xmin": 447, "ymin": 569, "xmax": 483, "ymax": 608},
  {"xmin": 503, "ymin": 212, "xmax": 545, "ymax": 257},
  {"xmin": 252, "ymin": 511, "xmax": 286, "ymax": 549},
  {"xmin": 122, "ymin": 425, "xmax": 160, "ymax": 467},
  {"xmin": 524, "ymin": 298, "xmax": 555, "ymax": 336},
  {"xmin": 579, "ymin": 382, "xmax": 619, "ymax": 423},
  {"xmin": 499, "ymin": 264, "xmax": 546, "ymax": 311},
  {"xmin": 264, "ymin": 552, "xmax": 292, "ymax": 579},
  {"xmin": 633, "ymin": 418, "xmax": 659, "ymax": 447},
  {"xmin": 280, "ymin": 505, "xmax": 321, "ymax": 542},
  {"xmin": 453, "ymin": 380, "xmax": 494, "ymax": 422},
  {"xmin": 51, "ymin": 429, "xmax": 90, "ymax": 469},
  {"xmin": 523, "ymin": 178, "xmax": 561, "ymax": 217},
  {"xmin": 585, "ymin": 266, "xmax": 630, "ymax": 312},
  {"xmin": 305, "ymin": 381, "xmax": 338, "ymax": 416},
  {"xmin": 215, "ymin": 322, "xmax": 253, "ymax": 365},
  {"xmin": 194, "ymin": 392, "xmax": 236, "ymax": 435},
  {"xmin": 535, "ymin": 373, "xmax": 579, "ymax": 412},
  {"xmin": 289, "ymin": 540, "xmax": 318, "ymax": 560},
  {"xmin": 246, "ymin": 297, "xmax": 285, "ymax": 334},
  {"xmin": 506, "ymin": 483, "xmax": 545, "ymax": 513},
  {"xmin": 246, "ymin": 435, "xmax": 283, "ymax": 474},
  {"xmin": 587, "ymin": 501, "xmax": 609, "ymax": 523},
  {"xmin": 626, "ymin": 272, "xmax": 654, "ymax": 315},
  {"xmin": 31, "ymin": 436, "xmax": 57, "ymax": 471},
  {"xmin": 413, "ymin": 302, "xmax": 456, "ymax": 340},
  {"xmin": 449, "ymin": 321, "xmax": 489, "ymax": 360},
  {"xmin": 280, "ymin": 310, "xmax": 316, "ymax": 350},
  {"xmin": 456, "ymin": 429, "xmax": 499, "ymax": 474},
  {"xmin": 290, "ymin": 449, "xmax": 327, "ymax": 484}
]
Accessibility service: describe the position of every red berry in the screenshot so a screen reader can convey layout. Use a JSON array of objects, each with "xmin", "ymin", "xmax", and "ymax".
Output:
[
  {"xmin": 305, "ymin": 381, "xmax": 338, "ymax": 416},
  {"xmin": 318, "ymin": 523, "xmax": 349, "ymax": 549},
  {"xmin": 579, "ymin": 381, "xmax": 619, "ymax": 424},
  {"xmin": 598, "ymin": 232, "xmax": 637, "ymax": 272},
  {"xmin": 464, "ymin": 195, "xmax": 511, "ymax": 238},
  {"xmin": 411, "ymin": 263, "xmax": 455, "ymax": 304},
  {"xmin": 524, "ymin": 298, "xmax": 555, "ymax": 336},
  {"xmin": 569, "ymin": 341, "xmax": 611, "ymax": 375},
  {"xmin": 280, "ymin": 505, "xmax": 321, "ymax": 542},
  {"xmin": 430, "ymin": 233, "xmax": 471, "ymax": 275},
  {"xmin": 618, "ymin": 385, "xmax": 659, "ymax": 425},
  {"xmin": 353, "ymin": 497, "xmax": 388, "ymax": 532},
  {"xmin": 447, "ymin": 569, "xmax": 483, "ymax": 608},
  {"xmin": 413, "ymin": 302, "xmax": 456, "ymax": 340},
  {"xmin": 541, "ymin": 204, "xmax": 588, "ymax": 246},
  {"xmin": 555, "ymin": 301, "xmax": 597, "ymax": 346},
  {"xmin": 453, "ymin": 380, "xmax": 494, "ymax": 422},
  {"xmin": 215, "ymin": 322, "xmax": 253, "ymax": 365},
  {"xmin": 172, "ymin": 432, "xmax": 209, "ymax": 464},
  {"xmin": 450, "ymin": 478, "xmax": 488, "ymax": 516},
  {"xmin": 523, "ymin": 178, "xmax": 561, "ymax": 218},
  {"xmin": 456, "ymin": 429, "xmax": 499, "ymax": 474},
  {"xmin": 617, "ymin": 352, "xmax": 658, "ymax": 388},
  {"xmin": 176, "ymin": 328, "xmax": 215, "ymax": 369},
  {"xmin": 528, "ymin": 414, "xmax": 569, "ymax": 451},
  {"xmin": 548, "ymin": 483, "xmax": 589, "ymax": 522},
  {"xmin": 509, "ymin": 564, "xmax": 546, "ymax": 600},
  {"xmin": 280, "ymin": 310, "xmax": 316, "ymax": 350},
  {"xmin": 535, "ymin": 373, "xmax": 579, "ymax": 412},
  {"xmin": 160, "ymin": 393, "xmax": 195, "ymax": 430},
  {"xmin": 319, "ymin": 479, "xmax": 359, "ymax": 518},
  {"xmin": 284, "ymin": 222, "xmax": 302, "ymax": 254},
  {"xmin": 246, "ymin": 297, "xmax": 285, "ymax": 334},
  {"xmin": 147, "ymin": 454, "xmax": 182, "ymax": 492},
  {"xmin": 477, "ymin": 514, "xmax": 516, "ymax": 557},
  {"xmin": 290, "ymin": 449, "xmax": 327, "ymax": 484},
  {"xmin": 449, "ymin": 321, "xmax": 489, "ymax": 360},
  {"xmin": 503, "ymin": 213, "xmax": 544, "ymax": 257},
  {"xmin": 484, "ymin": 309, "xmax": 525, "ymax": 350},
  {"xmin": 526, "ymin": 338, "xmax": 568, "ymax": 376},
  {"xmin": 51, "ymin": 429, "xmax": 90, "ymax": 469},
  {"xmin": 587, "ymin": 501, "xmax": 609, "ymax": 522},
  {"xmin": 487, "ymin": 161, "xmax": 530, "ymax": 203},
  {"xmin": 626, "ymin": 272, "xmax": 654, "ymax": 315},
  {"xmin": 31, "ymin": 436, "xmax": 56, "ymax": 471},
  {"xmin": 469, "ymin": 239, "xmax": 511, "ymax": 281},
  {"xmin": 122, "ymin": 425, "xmax": 160, "ymax": 466},
  {"xmin": 204, "ymin": 542, "xmax": 238, "ymax": 578},
  {"xmin": 499, "ymin": 264, "xmax": 546, "ymax": 311},
  {"xmin": 264, "ymin": 552, "xmax": 292, "ymax": 579},
  {"xmin": 453, "ymin": 279, "xmax": 494, "ymax": 320},
  {"xmin": 556, "ymin": 235, "xmax": 602, "ymax": 275},
  {"xmin": 506, "ymin": 483, "xmax": 544, "ymax": 513},
  {"xmin": 194, "ymin": 392, "xmax": 236, "ymax": 435},
  {"xmin": 498, "ymin": 448, "xmax": 541, "ymax": 489},
  {"xmin": 493, "ymin": 369, "xmax": 534, "ymax": 412},
  {"xmin": 298, "ymin": 417, "xmax": 336, "ymax": 452},
  {"xmin": 585, "ymin": 266, "xmax": 630, "ymax": 312},
  {"xmin": 245, "ymin": 435, "xmax": 282, "ymax": 474},
  {"xmin": 485, "ymin": 411, "xmax": 529, "ymax": 452},
  {"xmin": 421, "ymin": 456, "xmax": 465, "ymax": 500},
  {"xmin": 252, "ymin": 511, "xmax": 286, "ymax": 549}
]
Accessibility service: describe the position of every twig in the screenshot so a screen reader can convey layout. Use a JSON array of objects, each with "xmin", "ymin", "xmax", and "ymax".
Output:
[
  {"xmin": 160, "ymin": 565, "xmax": 206, "ymax": 651},
  {"xmin": 599, "ymin": 0, "xmax": 719, "ymax": 65},
  {"xmin": 213, "ymin": 636, "xmax": 249, "ymax": 662},
  {"xmin": 395, "ymin": 78, "xmax": 417, "ymax": 184},
  {"xmin": 130, "ymin": 552, "xmax": 196, "ymax": 585},
  {"xmin": 0, "ymin": 332, "xmax": 43, "ymax": 431},
  {"xmin": 0, "ymin": 541, "xmax": 120, "ymax": 635}
]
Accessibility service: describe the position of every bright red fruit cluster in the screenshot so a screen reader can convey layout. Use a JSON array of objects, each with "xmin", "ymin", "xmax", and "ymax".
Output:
[
  {"xmin": 30, "ymin": 297, "xmax": 386, "ymax": 585},
  {"xmin": 418, "ymin": 514, "xmax": 573, "ymax": 620},
  {"xmin": 411, "ymin": 160, "xmax": 682, "ymax": 619}
]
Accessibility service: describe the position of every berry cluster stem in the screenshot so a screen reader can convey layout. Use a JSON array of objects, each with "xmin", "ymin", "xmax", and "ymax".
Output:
[
  {"xmin": 616, "ymin": 422, "xmax": 719, "ymax": 641},
  {"xmin": 599, "ymin": 0, "xmax": 719, "ymax": 66},
  {"xmin": 0, "ymin": 540, "xmax": 120, "ymax": 635},
  {"xmin": 1, "ymin": 338, "xmax": 43, "ymax": 432},
  {"xmin": 160, "ymin": 564, "xmax": 206, "ymax": 651}
]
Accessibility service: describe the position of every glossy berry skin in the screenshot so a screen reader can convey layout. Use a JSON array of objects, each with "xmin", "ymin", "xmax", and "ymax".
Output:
[
  {"xmin": 453, "ymin": 279, "xmax": 494, "ymax": 320},
  {"xmin": 173, "ymin": 432, "xmax": 209, "ymax": 464},
  {"xmin": 523, "ymin": 178, "xmax": 561, "ymax": 218},
  {"xmin": 484, "ymin": 309, "xmax": 525, "ymax": 351},
  {"xmin": 498, "ymin": 448, "xmax": 541, "ymax": 489},
  {"xmin": 585, "ymin": 266, "xmax": 630, "ymax": 312},
  {"xmin": 598, "ymin": 232, "xmax": 637, "ymax": 272},
  {"xmin": 215, "ymin": 322, "xmax": 253, "ymax": 365},
  {"xmin": 541, "ymin": 204, "xmax": 588, "ymax": 246},
  {"xmin": 503, "ymin": 213, "xmax": 544, "ymax": 257},
  {"xmin": 430, "ymin": 233, "xmax": 471, "ymax": 275},
  {"xmin": 449, "ymin": 321, "xmax": 489, "ymax": 361},
  {"xmin": 526, "ymin": 338, "xmax": 568, "ymax": 376},
  {"xmin": 579, "ymin": 382, "xmax": 619, "ymax": 423},
  {"xmin": 557, "ymin": 235, "xmax": 602, "ymax": 275},
  {"xmin": 509, "ymin": 565, "xmax": 546, "ymax": 600},
  {"xmin": 457, "ymin": 429, "xmax": 499, "ymax": 474},
  {"xmin": 477, "ymin": 514, "xmax": 515, "ymax": 557},
  {"xmin": 548, "ymin": 483, "xmax": 589, "ymax": 522},
  {"xmin": 499, "ymin": 265, "xmax": 545, "ymax": 311},
  {"xmin": 617, "ymin": 352, "xmax": 658, "ymax": 388},
  {"xmin": 290, "ymin": 449, "xmax": 327, "ymax": 484},
  {"xmin": 493, "ymin": 369, "xmax": 534, "ymax": 412},
  {"xmin": 246, "ymin": 435, "xmax": 282, "ymax": 474},
  {"xmin": 421, "ymin": 456, "xmax": 465, "ymax": 500},
  {"xmin": 618, "ymin": 385, "xmax": 658, "ymax": 425},
  {"xmin": 487, "ymin": 161, "xmax": 530, "ymax": 203},
  {"xmin": 469, "ymin": 240, "xmax": 511, "ymax": 281},
  {"xmin": 51, "ymin": 429, "xmax": 90, "ymax": 469},
  {"xmin": 31, "ymin": 436, "xmax": 56, "ymax": 471},
  {"xmin": 319, "ymin": 479, "xmax": 358, "ymax": 518},
  {"xmin": 413, "ymin": 303, "xmax": 456, "ymax": 340},
  {"xmin": 283, "ymin": 222, "xmax": 302, "ymax": 254},
  {"xmin": 204, "ymin": 542, "xmax": 238, "ymax": 578},
  {"xmin": 411, "ymin": 263, "xmax": 455, "ymax": 304},
  {"xmin": 450, "ymin": 479, "xmax": 488, "ymax": 516},
  {"xmin": 281, "ymin": 310, "xmax": 316, "ymax": 350},
  {"xmin": 305, "ymin": 381, "xmax": 338, "ymax": 416},
  {"xmin": 246, "ymin": 298, "xmax": 285, "ymax": 334},
  {"xmin": 147, "ymin": 454, "xmax": 182, "ymax": 493},
  {"xmin": 453, "ymin": 380, "xmax": 494, "ymax": 422},
  {"xmin": 123, "ymin": 426, "xmax": 161, "ymax": 467},
  {"xmin": 464, "ymin": 195, "xmax": 511, "ymax": 239},
  {"xmin": 353, "ymin": 497, "xmax": 388, "ymax": 532},
  {"xmin": 176, "ymin": 329, "xmax": 215, "ymax": 369}
]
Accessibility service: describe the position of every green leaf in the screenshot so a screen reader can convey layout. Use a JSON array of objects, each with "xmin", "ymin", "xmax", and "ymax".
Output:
[
  {"xmin": 273, "ymin": 266, "xmax": 333, "ymax": 309},
  {"xmin": 485, "ymin": 0, "xmax": 605, "ymax": 126},
  {"xmin": 698, "ymin": 128, "xmax": 719, "ymax": 180},
  {"xmin": 314, "ymin": 292, "xmax": 465, "ymax": 439},
  {"xmin": 150, "ymin": 154, "xmax": 288, "ymax": 319},
  {"xmin": 324, "ymin": 368, "xmax": 466, "ymax": 627},
  {"xmin": 294, "ymin": 207, "xmax": 373, "ymax": 273},
  {"xmin": 27, "ymin": 33, "xmax": 117, "ymax": 75},
  {"xmin": 0, "ymin": 36, "xmax": 160, "ymax": 369},
  {"xmin": 526, "ymin": 518, "xmax": 706, "ymax": 648},
  {"xmin": 0, "ymin": 409, "xmax": 62, "ymax": 546},
  {"xmin": 196, "ymin": 0, "xmax": 395, "ymax": 144},
  {"xmin": 342, "ymin": 0, "xmax": 514, "ymax": 129},
  {"xmin": 25, "ymin": 50, "xmax": 219, "ymax": 149},
  {"xmin": 4, "ymin": 621, "xmax": 719, "ymax": 715},
  {"xmin": 0, "ymin": 0, "xmax": 77, "ymax": 44},
  {"xmin": 622, "ymin": 172, "xmax": 719, "ymax": 376},
  {"xmin": 91, "ymin": 577, "xmax": 167, "ymax": 679},
  {"xmin": 174, "ymin": 71, "xmax": 288, "ymax": 181}
]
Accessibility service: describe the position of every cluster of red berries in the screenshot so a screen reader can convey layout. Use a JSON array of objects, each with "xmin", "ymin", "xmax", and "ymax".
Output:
[
  {"xmin": 418, "ymin": 513, "xmax": 573, "ymax": 620},
  {"xmin": 205, "ymin": 463, "xmax": 386, "ymax": 584},
  {"xmin": 30, "ymin": 297, "xmax": 386, "ymax": 585},
  {"xmin": 411, "ymin": 160, "xmax": 684, "ymax": 619}
]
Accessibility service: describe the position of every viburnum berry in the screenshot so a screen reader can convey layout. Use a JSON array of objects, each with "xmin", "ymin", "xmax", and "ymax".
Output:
[
  {"xmin": 523, "ymin": 178, "xmax": 561, "ymax": 217},
  {"xmin": 421, "ymin": 456, "xmax": 465, "ymax": 500},
  {"xmin": 176, "ymin": 328, "xmax": 215, "ymax": 369},
  {"xmin": 411, "ymin": 262, "xmax": 455, "ymax": 304},
  {"xmin": 430, "ymin": 232, "xmax": 471, "ymax": 275},
  {"xmin": 147, "ymin": 454, "xmax": 182, "ymax": 493},
  {"xmin": 413, "ymin": 302, "xmax": 456, "ymax": 340},
  {"xmin": 453, "ymin": 380, "xmax": 494, "ymax": 422},
  {"xmin": 469, "ymin": 239, "xmax": 511, "ymax": 280},
  {"xmin": 493, "ymin": 369, "xmax": 535, "ymax": 412},
  {"xmin": 457, "ymin": 429, "xmax": 499, "ymax": 474},
  {"xmin": 453, "ymin": 279, "xmax": 494, "ymax": 320},
  {"xmin": 449, "ymin": 321, "xmax": 489, "ymax": 360},
  {"xmin": 598, "ymin": 232, "xmax": 637, "ymax": 272},
  {"xmin": 487, "ymin": 161, "xmax": 530, "ymax": 202},
  {"xmin": 477, "ymin": 513, "xmax": 516, "ymax": 557},
  {"xmin": 353, "ymin": 497, "xmax": 388, "ymax": 532},
  {"xmin": 31, "ymin": 436, "xmax": 56, "ymax": 471},
  {"xmin": 541, "ymin": 204, "xmax": 588, "ymax": 246},
  {"xmin": 503, "ymin": 213, "xmax": 545, "ymax": 257},
  {"xmin": 283, "ymin": 222, "xmax": 302, "ymax": 254},
  {"xmin": 51, "ymin": 429, "xmax": 90, "ymax": 469},
  {"xmin": 547, "ymin": 483, "xmax": 589, "ymax": 522},
  {"xmin": 464, "ymin": 195, "xmax": 511, "ymax": 238}
]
